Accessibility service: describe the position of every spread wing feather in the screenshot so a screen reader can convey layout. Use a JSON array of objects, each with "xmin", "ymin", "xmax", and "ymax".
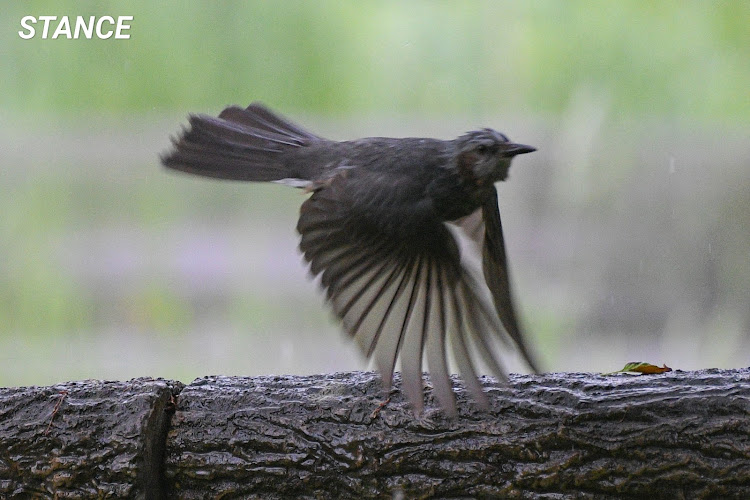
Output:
[
  {"xmin": 297, "ymin": 172, "xmax": 515, "ymax": 416},
  {"xmin": 481, "ymin": 188, "xmax": 541, "ymax": 373}
]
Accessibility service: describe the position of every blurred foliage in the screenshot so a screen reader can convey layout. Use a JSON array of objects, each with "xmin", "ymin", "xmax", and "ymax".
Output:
[
  {"xmin": 2, "ymin": 1, "xmax": 749, "ymax": 385},
  {"xmin": 1, "ymin": 175, "xmax": 92, "ymax": 333},
  {"xmin": 3, "ymin": 1, "xmax": 749, "ymax": 121}
]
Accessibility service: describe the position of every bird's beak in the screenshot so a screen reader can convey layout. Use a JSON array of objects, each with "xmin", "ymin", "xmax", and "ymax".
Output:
[{"xmin": 502, "ymin": 142, "xmax": 536, "ymax": 157}]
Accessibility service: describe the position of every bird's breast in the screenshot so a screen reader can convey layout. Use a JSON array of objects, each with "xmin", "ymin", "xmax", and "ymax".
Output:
[{"xmin": 427, "ymin": 172, "xmax": 492, "ymax": 222}]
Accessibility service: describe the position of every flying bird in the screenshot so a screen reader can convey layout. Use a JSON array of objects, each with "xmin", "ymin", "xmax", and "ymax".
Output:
[{"xmin": 162, "ymin": 102, "xmax": 539, "ymax": 416}]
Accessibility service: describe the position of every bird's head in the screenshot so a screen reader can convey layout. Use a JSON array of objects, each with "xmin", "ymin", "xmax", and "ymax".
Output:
[{"xmin": 454, "ymin": 128, "xmax": 535, "ymax": 184}]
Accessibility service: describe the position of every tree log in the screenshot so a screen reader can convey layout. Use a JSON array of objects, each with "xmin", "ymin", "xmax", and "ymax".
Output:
[
  {"xmin": 0, "ymin": 378, "xmax": 181, "ymax": 499},
  {"xmin": 1, "ymin": 369, "xmax": 748, "ymax": 498},
  {"xmin": 166, "ymin": 369, "xmax": 750, "ymax": 499}
]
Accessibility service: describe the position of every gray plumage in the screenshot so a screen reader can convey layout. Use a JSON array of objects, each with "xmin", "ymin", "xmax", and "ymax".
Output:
[{"xmin": 162, "ymin": 102, "xmax": 539, "ymax": 416}]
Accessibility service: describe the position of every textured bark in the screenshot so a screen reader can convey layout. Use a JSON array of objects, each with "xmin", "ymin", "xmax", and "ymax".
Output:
[
  {"xmin": 166, "ymin": 369, "xmax": 750, "ymax": 499},
  {"xmin": 1, "ymin": 370, "xmax": 748, "ymax": 499},
  {"xmin": 0, "ymin": 377, "xmax": 181, "ymax": 499}
]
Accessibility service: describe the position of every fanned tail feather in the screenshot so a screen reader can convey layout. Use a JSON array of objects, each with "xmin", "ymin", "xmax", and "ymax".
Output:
[{"xmin": 161, "ymin": 102, "xmax": 322, "ymax": 182}]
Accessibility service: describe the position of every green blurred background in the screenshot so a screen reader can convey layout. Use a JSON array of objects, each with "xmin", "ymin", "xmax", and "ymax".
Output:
[{"xmin": 2, "ymin": 1, "xmax": 748, "ymax": 387}]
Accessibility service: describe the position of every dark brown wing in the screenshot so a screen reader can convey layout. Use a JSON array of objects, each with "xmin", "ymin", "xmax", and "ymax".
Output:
[
  {"xmin": 481, "ymin": 186, "xmax": 541, "ymax": 373},
  {"xmin": 297, "ymin": 170, "xmax": 509, "ymax": 416}
]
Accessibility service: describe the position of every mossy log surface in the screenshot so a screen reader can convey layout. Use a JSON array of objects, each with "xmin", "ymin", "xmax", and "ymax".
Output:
[{"xmin": 2, "ymin": 369, "xmax": 749, "ymax": 499}]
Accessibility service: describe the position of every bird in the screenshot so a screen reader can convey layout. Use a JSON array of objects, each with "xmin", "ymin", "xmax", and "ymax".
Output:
[{"xmin": 161, "ymin": 102, "xmax": 539, "ymax": 416}]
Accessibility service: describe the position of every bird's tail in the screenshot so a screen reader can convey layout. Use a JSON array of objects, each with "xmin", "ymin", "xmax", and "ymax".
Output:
[{"xmin": 161, "ymin": 102, "xmax": 323, "ymax": 182}]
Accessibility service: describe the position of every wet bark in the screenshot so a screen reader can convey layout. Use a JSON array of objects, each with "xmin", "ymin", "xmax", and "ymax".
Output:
[
  {"xmin": 0, "ymin": 378, "xmax": 181, "ymax": 499},
  {"xmin": 1, "ymin": 369, "xmax": 748, "ymax": 499},
  {"xmin": 166, "ymin": 369, "xmax": 750, "ymax": 499}
]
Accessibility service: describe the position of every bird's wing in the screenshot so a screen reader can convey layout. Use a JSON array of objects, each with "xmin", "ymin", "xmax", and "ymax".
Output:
[
  {"xmin": 297, "ymin": 170, "xmax": 509, "ymax": 416},
  {"xmin": 479, "ymin": 186, "xmax": 541, "ymax": 373}
]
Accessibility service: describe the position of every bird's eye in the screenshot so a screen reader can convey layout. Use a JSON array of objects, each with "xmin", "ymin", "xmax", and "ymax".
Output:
[{"xmin": 476, "ymin": 144, "xmax": 488, "ymax": 154}]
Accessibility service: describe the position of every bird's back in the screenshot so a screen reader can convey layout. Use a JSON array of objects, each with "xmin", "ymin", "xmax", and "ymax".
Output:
[{"xmin": 283, "ymin": 136, "xmax": 453, "ymax": 182}]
